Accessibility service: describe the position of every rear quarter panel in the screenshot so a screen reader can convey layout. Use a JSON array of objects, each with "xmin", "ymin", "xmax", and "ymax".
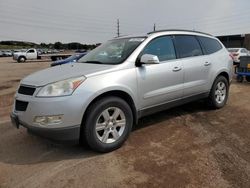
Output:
[{"xmin": 209, "ymin": 48, "xmax": 233, "ymax": 88}]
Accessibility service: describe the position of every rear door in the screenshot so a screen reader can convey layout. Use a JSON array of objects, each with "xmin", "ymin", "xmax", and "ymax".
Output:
[
  {"xmin": 136, "ymin": 35, "xmax": 184, "ymax": 109},
  {"xmin": 173, "ymin": 35, "xmax": 211, "ymax": 97}
]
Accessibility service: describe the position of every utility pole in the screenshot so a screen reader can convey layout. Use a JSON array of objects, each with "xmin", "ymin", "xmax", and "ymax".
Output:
[
  {"xmin": 153, "ymin": 23, "xmax": 156, "ymax": 31},
  {"xmin": 117, "ymin": 19, "xmax": 120, "ymax": 37}
]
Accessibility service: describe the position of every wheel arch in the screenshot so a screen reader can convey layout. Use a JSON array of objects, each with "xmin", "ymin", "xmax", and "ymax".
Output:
[
  {"xmin": 18, "ymin": 55, "xmax": 26, "ymax": 62},
  {"xmin": 216, "ymin": 71, "xmax": 229, "ymax": 83},
  {"xmin": 80, "ymin": 90, "xmax": 138, "ymax": 137},
  {"xmin": 208, "ymin": 70, "xmax": 230, "ymax": 95}
]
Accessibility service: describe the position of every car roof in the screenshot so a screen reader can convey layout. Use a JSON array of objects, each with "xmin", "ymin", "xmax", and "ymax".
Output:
[
  {"xmin": 227, "ymin": 48, "xmax": 246, "ymax": 50},
  {"xmin": 117, "ymin": 29, "xmax": 214, "ymax": 40},
  {"xmin": 147, "ymin": 29, "xmax": 212, "ymax": 36}
]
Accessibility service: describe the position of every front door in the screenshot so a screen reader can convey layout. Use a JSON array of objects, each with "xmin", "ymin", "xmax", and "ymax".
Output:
[
  {"xmin": 26, "ymin": 49, "xmax": 37, "ymax": 59},
  {"xmin": 136, "ymin": 36, "xmax": 184, "ymax": 110}
]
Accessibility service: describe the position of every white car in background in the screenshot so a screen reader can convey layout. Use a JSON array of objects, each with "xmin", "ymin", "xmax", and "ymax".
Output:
[
  {"xmin": 3, "ymin": 50, "xmax": 13, "ymax": 57},
  {"xmin": 227, "ymin": 48, "xmax": 249, "ymax": 63}
]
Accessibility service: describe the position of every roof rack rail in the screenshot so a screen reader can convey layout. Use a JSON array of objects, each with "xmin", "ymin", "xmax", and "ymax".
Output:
[{"xmin": 147, "ymin": 29, "xmax": 212, "ymax": 36}]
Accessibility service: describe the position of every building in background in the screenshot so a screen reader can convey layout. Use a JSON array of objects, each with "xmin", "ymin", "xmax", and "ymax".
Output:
[{"xmin": 218, "ymin": 34, "xmax": 250, "ymax": 49}]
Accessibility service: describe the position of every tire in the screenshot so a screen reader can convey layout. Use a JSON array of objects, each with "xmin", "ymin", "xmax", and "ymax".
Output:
[
  {"xmin": 83, "ymin": 97, "xmax": 133, "ymax": 153},
  {"xmin": 207, "ymin": 76, "xmax": 229, "ymax": 109},
  {"xmin": 51, "ymin": 57, "xmax": 57, "ymax": 61},
  {"xmin": 18, "ymin": 56, "xmax": 26, "ymax": 63},
  {"xmin": 236, "ymin": 75, "xmax": 244, "ymax": 83},
  {"xmin": 246, "ymin": 76, "xmax": 250, "ymax": 82}
]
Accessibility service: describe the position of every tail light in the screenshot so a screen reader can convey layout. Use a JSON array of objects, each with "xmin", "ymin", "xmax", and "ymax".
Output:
[{"xmin": 229, "ymin": 53, "xmax": 234, "ymax": 60}]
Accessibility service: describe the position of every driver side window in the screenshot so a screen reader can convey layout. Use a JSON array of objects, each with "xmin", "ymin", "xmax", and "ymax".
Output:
[
  {"xmin": 141, "ymin": 36, "xmax": 176, "ymax": 62},
  {"xmin": 27, "ymin": 50, "xmax": 35, "ymax": 53}
]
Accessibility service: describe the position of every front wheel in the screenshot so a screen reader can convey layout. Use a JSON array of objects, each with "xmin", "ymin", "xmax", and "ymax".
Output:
[
  {"xmin": 207, "ymin": 76, "xmax": 229, "ymax": 109},
  {"xmin": 83, "ymin": 97, "xmax": 133, "ymax": 152}
]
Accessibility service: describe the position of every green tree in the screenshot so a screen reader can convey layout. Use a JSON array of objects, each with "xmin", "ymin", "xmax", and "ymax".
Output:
[{"xmin": 54, "ymin": 42, "xmax": 63, "ymax": 49}]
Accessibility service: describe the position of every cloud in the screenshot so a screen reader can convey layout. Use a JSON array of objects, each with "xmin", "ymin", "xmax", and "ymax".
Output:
[{"xmin": 0, "ymin": 0, "xmax": 249, "ymax": 43}]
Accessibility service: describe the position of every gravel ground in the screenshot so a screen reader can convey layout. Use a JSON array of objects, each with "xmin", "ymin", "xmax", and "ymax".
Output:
[{"xmin": 0, "ymin": 57, "xmax": 250, "ymax": 188}]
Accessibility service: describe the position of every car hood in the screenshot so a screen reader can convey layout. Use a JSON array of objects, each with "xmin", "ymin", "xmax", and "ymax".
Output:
[
  {"xmin": 21, "ymin": 63, "xmax": 116, "ymax": 86},
  {"xmin": 14, "ymin": 52, "xmax": 26, "ymax": 56}
]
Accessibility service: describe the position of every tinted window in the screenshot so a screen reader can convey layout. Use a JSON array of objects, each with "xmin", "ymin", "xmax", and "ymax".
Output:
[
  {"xmin": 141, "ymin": 36, "xmax": 176, "ymax": 62},
  {"xmin": 28, "ymin": 50, "xmax": 35, "ymax": 53},
  {"xmin": 174, "ymin": 35, "xmax": 203, "ymax": 58},
  {"xmin": 198, "ymin": 36, "xmax": 222, "ymax": 55}
]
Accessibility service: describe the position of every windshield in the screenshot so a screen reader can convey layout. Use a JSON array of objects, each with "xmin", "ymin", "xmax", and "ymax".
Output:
[{"xmin": 78, "ymin": 37, "xmax": 145, "ymax": 64}]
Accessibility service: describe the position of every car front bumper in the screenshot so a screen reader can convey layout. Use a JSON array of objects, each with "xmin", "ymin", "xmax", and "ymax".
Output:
[
  {"xmin": 10, "ymin": 112, "xmax": 80, "ymax": 143},
  {"xmin": 10, "ymin": 89, "xmax": 91, "ymax": 143}
]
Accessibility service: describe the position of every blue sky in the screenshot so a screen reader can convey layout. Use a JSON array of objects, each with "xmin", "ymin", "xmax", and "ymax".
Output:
[{"xmin": 0, "ymin": 0, "xmax": 249, "ymax": 44}]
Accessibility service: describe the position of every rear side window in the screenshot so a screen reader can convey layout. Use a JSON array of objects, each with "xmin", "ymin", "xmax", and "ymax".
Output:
[
  {"xmin": 141, "ymin": 36, "xmax": 176, "ymax": 62},
  {"xmin": 174, "ymin": 35, "xmax": 203, "ymax": 58},
  {"xmin": 198, "ymin": 36, "xmax": 222, "ymax": 55}
]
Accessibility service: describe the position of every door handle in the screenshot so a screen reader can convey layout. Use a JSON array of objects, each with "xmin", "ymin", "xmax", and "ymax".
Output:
[
  {"xmin": 172, "ymin": 67, "xmax": 182, "ymax": 72},
  {"xmin": 204, "ymin": 62, "xmax": 211, "ymax": 66}
]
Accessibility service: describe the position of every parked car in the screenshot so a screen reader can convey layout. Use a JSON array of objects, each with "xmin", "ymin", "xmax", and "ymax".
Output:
[
  {"xmin": 0, "ymin": 51, "xmax": 3, "ymax": 57},
  {"xmin": 51, "ymin": 53, "xmax": 87, "ymax": 66},
  {"xmin": 3, "ymin": 50, "xmax": 13, "ymax": 57},
  {"xmin": 11, "ymin": 30, "xmax": 233, "ymax": 152},
  {"xmin": 13, "ymin": 50, "xmax": 21, "ymax": 53},
  {"xmin": 52, "ymin": 49, "xmax": 60, "ymax": 53},
  {"xmin": 13, "ymin": 48, "xmax": 72, "ymax": 62},
  {"xmin": 227, "ymin": 48, "xmax": 249, "ymax": 63},
  {"xmin": 75, "ymin": 49, "xmax": 87, "ymax": 53},
  {"xmin": 13, "ymin": 49, "xmax": 39, "ymax": 62}
]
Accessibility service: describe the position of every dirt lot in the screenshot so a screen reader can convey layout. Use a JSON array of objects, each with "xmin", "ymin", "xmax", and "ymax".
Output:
[{"xmin": 0, "ymin": 57, "xmax": 250, "ymax": 188}]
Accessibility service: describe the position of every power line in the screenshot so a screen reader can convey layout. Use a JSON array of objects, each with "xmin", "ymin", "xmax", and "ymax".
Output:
[
  {"xmin": 0, "ymin": 19, "xmax": 113, "ymax": 35},
  {"xmin": 0, "ymin": 3, "xmax": 151, "ymax": 30}
]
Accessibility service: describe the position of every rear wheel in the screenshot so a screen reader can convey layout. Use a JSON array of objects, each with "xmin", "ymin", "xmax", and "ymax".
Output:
[
  {"xmin": 207, "ymin": 76, "xmax": 229, "ymax": 109},
  {"xmin": 236, "ymin": 75, "xmax": 244, "ymax": 82},
  {"xmin": 246, "ymin": 76, "xmax": 250, "ymax": 82},
  {"xmin": 83, "ymin": 97, "xmax": 133, "ymax": 152},
  {"xmin": 18, "ymin": 56, "xmax": 26, "ymax": 63}
]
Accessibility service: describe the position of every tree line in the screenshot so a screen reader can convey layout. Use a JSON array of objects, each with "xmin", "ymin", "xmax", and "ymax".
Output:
[{"xmin": 0, "ymin": 41, "xmax": 101, "ymax": 50}]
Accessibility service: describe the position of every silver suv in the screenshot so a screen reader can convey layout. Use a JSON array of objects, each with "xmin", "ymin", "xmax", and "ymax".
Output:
[{"xmin": 11, "ymin": 30, "xmax": 233, "ymax": 152}]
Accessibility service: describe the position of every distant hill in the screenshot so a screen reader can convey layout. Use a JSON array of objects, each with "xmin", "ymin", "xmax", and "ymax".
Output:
[
  {"xmin": 0, "ymin": 41, "xmax": 38, "ymax": 49},
  {"xmin": 0, "ymin": 41, "xmax": 100, "ymax": 50},
  {"xmin": 0, "ymin": 41, "xmax": 37, "ymax": 46}
]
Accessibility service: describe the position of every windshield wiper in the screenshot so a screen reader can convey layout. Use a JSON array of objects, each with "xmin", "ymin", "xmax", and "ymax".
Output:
[{"xmin": 82, "ymin": 61, "xmax": 103, "ymax": 64}]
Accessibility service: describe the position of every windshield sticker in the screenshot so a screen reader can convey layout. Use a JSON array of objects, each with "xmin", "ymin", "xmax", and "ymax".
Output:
[{"xmin": 129, "ymin": 38, "xmax": 145, "ymax": 42}]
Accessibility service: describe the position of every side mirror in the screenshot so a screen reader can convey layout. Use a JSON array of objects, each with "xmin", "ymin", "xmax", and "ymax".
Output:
[{"xmin": 140, "ymin": 54, "xmax": 160, "ymax": 64}]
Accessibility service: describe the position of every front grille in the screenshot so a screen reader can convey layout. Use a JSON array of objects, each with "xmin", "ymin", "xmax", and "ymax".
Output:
[
  {"xmin": 18, "ymin": 86, "xmax": 36, "ymax": 96},
  {"xmin": 15, "ymin": 100, "xmax": 28, "ymax": 111}
]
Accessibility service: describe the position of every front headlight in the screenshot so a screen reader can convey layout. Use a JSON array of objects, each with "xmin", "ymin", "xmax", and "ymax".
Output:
[{"xmin": 36, "ymin": 76, "xmax": 86, "ymax": 97}]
